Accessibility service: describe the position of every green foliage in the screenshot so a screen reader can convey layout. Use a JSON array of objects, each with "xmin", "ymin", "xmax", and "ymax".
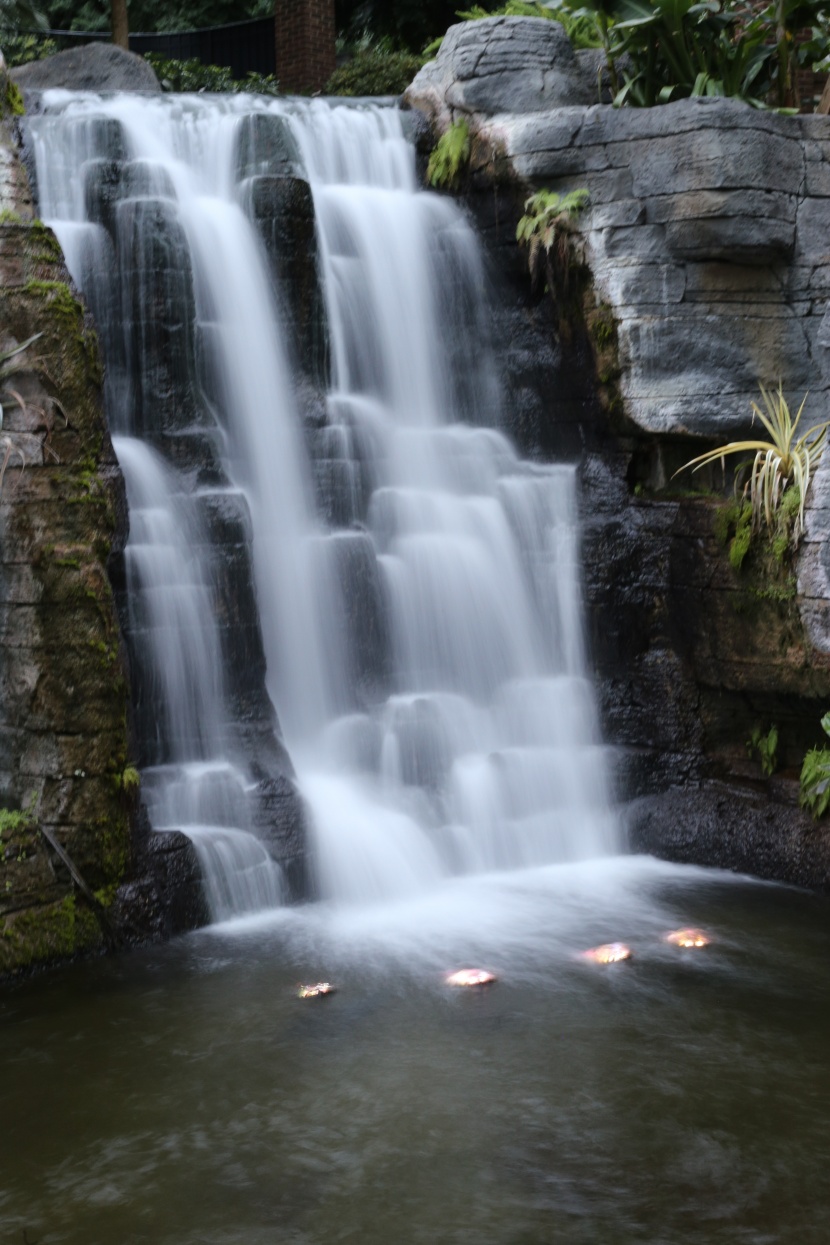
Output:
[
  {"xmin": 800, "ymin": 712, "xmax": 830, "ymax": 819},
  {"xmin": 38, "ymin": 0, "xmax": 273, "ymax": 35},
  {"xmin": 0, "ymin": 805, "xmax": 35, "ymax": 838},
  {"xmin": 728, "ymin": 501, "xmax": 753, "ymax": 570},
  {"xmin": 114, "ymin": 764, "xmax": 140, "ymax": 793},
  {"xmin": 677, "ymin": 383, "xmax": 828, "ymax": 549},
  {"xmin": 335, "ymin": 0, "xmax": 462, "ymax": 53},
  {"xmin": 608, "ymin": 0, "xmax": 773, "ymax": 108},
  {"xmin": 1, "ymin": 32, "xmax": 57, "ymax": 67},
  {"xmin": 4, "ymin": 77, "xmax": 24, "ymax": 114},
  {"xmin": 537, "ymin": 0, "xmax": 830, "ymax": 108},
  {"xmin": 427, "ymin": 118, "xmax": 471, "ymax": 188},
  {"xmin": 143, "ymin": 53, "xmax": 279, "ymax": 95},
  {"xmin": 325, "ymin": 47, "xmax": 425, "ymax": 95},
  {"xmin": 747, "ymin": 724, "xmax": 778, "ymax": 777},
  {"xmin": 456, "ymin": 1, "xmax": 601, "ymax": 48},
  {"xmin": 516, "ymin": 187, "xmax": 590, "ymax": 278}
]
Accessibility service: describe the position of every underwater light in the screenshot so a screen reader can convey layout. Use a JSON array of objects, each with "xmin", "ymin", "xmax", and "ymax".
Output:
[
  {"xmin": 445, "ymin": 969, "xmax": 497, "ymax": 987},
  {"xmin": 297, "ymin": 982, "xmax": 337, "ymax": 998},
  {"xmin": 666, "ymin": 928, "xmax": 710, "ymax": 948},
  {"xmin": 581, "ymin": 942, "xmax": 632, "ymax": 964}
]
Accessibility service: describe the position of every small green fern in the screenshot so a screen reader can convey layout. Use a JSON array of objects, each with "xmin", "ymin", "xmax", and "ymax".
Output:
[
  {"xmin": 427, "ymin": 120, "xmax": 471, "ymax": 190},
  {"xmin": 516, "ymin": 188, "xmax": 589, "ymax": 279},
  {"xmin": 800, "ymin": 712, "xmax": 830, "ymax": 820}
]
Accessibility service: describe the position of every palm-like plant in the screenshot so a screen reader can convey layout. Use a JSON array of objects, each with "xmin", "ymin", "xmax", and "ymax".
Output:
[{"xmin": 675, "ymin": 383, "xmax": 829, "ymax": 546}]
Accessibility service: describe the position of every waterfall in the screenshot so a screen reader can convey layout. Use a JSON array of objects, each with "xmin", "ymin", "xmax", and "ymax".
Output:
[{"xmin": 27, "ymin": 92, "xmax": 618, "ymax": 919}]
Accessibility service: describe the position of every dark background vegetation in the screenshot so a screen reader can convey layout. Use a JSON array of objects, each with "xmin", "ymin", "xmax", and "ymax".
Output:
[{"xmin": 20, "ymin": 0, "xmax": 486, "ymax": 47}]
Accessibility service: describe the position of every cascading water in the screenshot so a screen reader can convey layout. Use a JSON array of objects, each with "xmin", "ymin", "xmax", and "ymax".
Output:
[{"xmin": 27, "ymin": 92, "xmax": 617, "ymax": 920}]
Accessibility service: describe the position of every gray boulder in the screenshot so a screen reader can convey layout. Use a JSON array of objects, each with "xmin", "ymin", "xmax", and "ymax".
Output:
[
  {"xmin": 11, "ymin": 42, "xmax": 161, "ymax": 93},
  {"xmin": 405, "ymin": 17, "xmax": 595, "ymax": 129}
]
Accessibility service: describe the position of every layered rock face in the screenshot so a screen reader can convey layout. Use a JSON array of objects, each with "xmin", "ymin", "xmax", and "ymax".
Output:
[
  {"xmin": 408, "ymin": 18, "xmax": 830, "ymax": 889},
  {"xmin": 0, "ymin": 76, "xmax": 140, "ymax": 972}
]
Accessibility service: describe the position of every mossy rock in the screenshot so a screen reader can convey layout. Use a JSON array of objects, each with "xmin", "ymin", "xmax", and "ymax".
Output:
[{"xmin": 0, "ymin": 893, "xmax": 103, "ymax": 974}]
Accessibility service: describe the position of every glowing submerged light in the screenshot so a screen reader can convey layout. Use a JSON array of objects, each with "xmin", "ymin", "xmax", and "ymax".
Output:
[
  {"xmin": 445, "ymin": 968, "xmax": 497, "ymax": 987},
  {"xmin": 297, "ymin": 982, "xmax": 337, "ymax": 998},
  {"xmin": 581, "ymin": 942, "xmax": 632, "ymax": 964},
  {"xmin": 666, "ymin": 928, "xmax": 710, "ymax": 948}
]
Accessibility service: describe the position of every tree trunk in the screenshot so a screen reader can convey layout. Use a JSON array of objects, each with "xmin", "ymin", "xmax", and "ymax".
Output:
[{"xmin": 111, "ymin": 0, "xmax": 129, "ymax": 50}]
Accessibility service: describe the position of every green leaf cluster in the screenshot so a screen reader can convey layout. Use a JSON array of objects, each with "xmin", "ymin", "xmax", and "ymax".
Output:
[
  {"xmin": 0, "ymin": 32, "xmax": 57, "ymax": 68},
  {"xmin": 325, "ymin": 47, "xmax": 425, "ymax": 95},
  {"xmin": 144, "ymin": 53, "xmax": 279, "ymax": 94},
  {"xmin": 800, "ymin": 712, "xmax": 830, "ymax": 819},
  {"xmin": 456, "ymin": 2, "xmax": 601, "ymax": 48},
  {"xmin": 516, "ymin": 187, "xmax": 589, "ymax": 277},
  {"xmin": 427, "ymin": 118, "xmax": 471, "ymax": 189},
  {"xmin": 538, "ymin": 0, "xmax": 830, "ymax": 108},
  {"xmin": 747, "ymin": 724, "xmax": 778, "ymax": 777},
  {"xmin": 28, "ymin": 0, "xmax": 273, "ymax": 36}
]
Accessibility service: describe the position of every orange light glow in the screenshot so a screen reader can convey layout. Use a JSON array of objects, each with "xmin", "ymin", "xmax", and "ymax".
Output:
[
  {"xmin": 297, "ymin": 982, "xmax": 336, "ymax": 998},
  {"xmin": 581, "ymin": 942, "xmax": 632, "ymax": 964},
  {"xmin": 665, "ymin": 928, "xmax": 710, "ymax": 948},
  {"xmin": 445, "ymin": 968, "xmax": 497, "ymax": 987}
]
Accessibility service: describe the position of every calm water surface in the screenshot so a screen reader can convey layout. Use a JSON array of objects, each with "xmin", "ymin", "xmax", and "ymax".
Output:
[{"xmin": 2, "ymin": 856, "xmax": 829, "ymax": 1245}]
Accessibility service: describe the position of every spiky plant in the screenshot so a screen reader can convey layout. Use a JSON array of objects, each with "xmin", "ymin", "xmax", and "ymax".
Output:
[
  {"xmin": 675, "ymin": 382, "xmax": 829, "ymax": 547},
  {"xmin": 0, "ymin": 332, "xmax": 41, "ymax": 430}
]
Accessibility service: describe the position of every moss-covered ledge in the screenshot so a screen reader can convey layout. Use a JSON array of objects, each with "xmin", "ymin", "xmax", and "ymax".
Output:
[{"xmin": 0, "ymin": 60, "xmax": 136, "ymax": 975}]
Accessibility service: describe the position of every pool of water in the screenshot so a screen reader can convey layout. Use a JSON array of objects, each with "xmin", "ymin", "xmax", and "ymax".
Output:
[{"xmin": 2, "ymin": 855, "xmax": 829, "ymax": 1245}]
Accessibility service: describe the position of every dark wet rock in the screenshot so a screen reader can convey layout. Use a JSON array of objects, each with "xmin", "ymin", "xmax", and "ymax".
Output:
[
  {"xmin": 246, "ymin": 174, "xmax": 327, "ymax": 381},
  {"xmin": 331, "ymin": 531, "xmax": 392, "ymax": 706},
  {"xmin": 130, "ymin": 829, "xmax": 211, "ymax": 937},
  {"xmin": 12, "ymin": 43, "xmax": 161, "ymax": 94},
  {"xmin": 250, "ymin": 774, "xmax": 309, "ymax": 900},
  {"xmin": 627, "ymin": 783, "xmax": 830, "ymax": 892},
  {"xmin": 117, "ymin": 196, "xmax": 201, "ymax": 434},
  {"xmin": 234, "ymin": 113, "xmax": 301, "ymax": 180}
]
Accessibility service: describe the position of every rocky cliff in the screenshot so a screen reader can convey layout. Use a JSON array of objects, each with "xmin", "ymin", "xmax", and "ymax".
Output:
[
  {"xmin": 0, "ymin": 64, "xmax": 146, "ymax": 973},
  {"xmin": 407, "ymin": 16, "xmax": 830, "ymax": 890}
]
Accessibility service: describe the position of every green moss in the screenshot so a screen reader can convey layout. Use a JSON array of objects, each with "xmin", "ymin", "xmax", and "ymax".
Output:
[
  {"xmin": 119, "ymin": 765, "xmax": 140, "ymax": 793},
  {"xmin": 5, "ymin": 78, "xmax": 24, "ymax": 117},
  {"xmin": 0, "ymin": 893, "xmax": 103, "ymax": 973},
  {"xmin": 0, "ymin": 207, "xmax": 23, "ymax": 225},
  {"xmin": 728, "ymin": 504, "xmax": 753, "ymax": 571},
  {"xmin": 23, "ymin": 279, "xmax": 83, "ymax": 334},
  {"xmin": 26, "ymin": 219, "xmax": 64, "ymax": 266}
]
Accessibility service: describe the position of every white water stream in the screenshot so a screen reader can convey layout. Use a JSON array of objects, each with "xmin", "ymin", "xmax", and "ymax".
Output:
[{"xmin": 29, "ymin": 94, "xmax": 617, "ymax": 919}]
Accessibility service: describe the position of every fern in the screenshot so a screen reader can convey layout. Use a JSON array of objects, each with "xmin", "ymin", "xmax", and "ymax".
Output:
[
  {"xmin": 515, "ymin": 188, "xmax": 589, "ymax": 279},
  {"xmin": 427, "ymin": 120, "xmax": 471, "ymax": 190},
  {"xmin": 800, "ymin": 712, "xmax": 830, "ymax": 820}
]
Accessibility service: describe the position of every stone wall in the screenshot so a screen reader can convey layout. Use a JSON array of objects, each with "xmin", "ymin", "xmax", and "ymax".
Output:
[
  {"xmin": 0, "ymin": 70, "xmax": 140, "ymax": 973},
  {"xmin": 407, "ymin": 17, "xmax": 830, "ymax": 890}
]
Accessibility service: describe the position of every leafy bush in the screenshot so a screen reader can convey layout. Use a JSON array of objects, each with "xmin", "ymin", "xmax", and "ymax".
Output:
[
  {"xmin": 516, "ymin": 187, "xmax": 589, "ymax": 281},
  {"xmin": 144, "ymin": 53, "xmax": 280, "ymax": 95},
  {"xmin": 747, "ymin": 724, "xmax": 778, "ymax": 777},
  {"xmin": 1, "ymin": 33, "xmax": 58, "ymax": 68},
  {"xmin": 456, "ymin": 2, "xmax": 600, "ymax": 48},
  {"xmin": 427, "ymin": 118, "xmax": 470, "ymax": 188},
  {"xmin": 325, "ymin": 48, "xmax": 425, "ymax": 95},
  {"xmin": 800, "ymin": 712, "xmax": 830, "ymax": 819},
  {"xmin": 676, "ymin": 383, "xmax": 829, "ymax": 549}
]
